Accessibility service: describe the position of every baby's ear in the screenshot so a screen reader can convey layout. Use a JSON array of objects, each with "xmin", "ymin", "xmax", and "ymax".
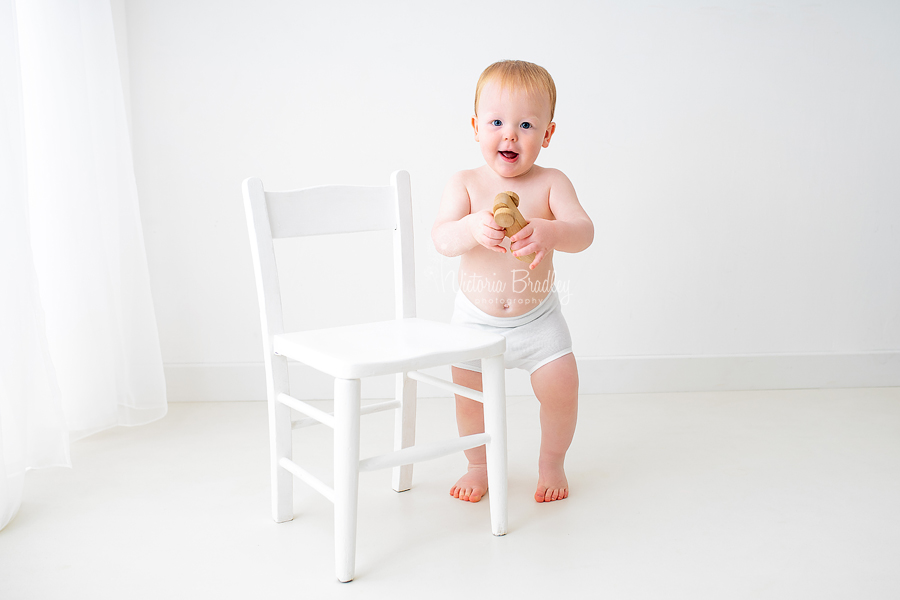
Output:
[
  {"xmin": 542, "ymin": 121, "xmax": 556, "ymax": 148},
  {"xmin": 471, "ymin": 116, "xmax": 480, "ymax": 141}
]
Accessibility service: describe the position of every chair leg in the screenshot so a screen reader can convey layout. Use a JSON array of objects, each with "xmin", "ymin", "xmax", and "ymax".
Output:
[
  {"xmin": 269, "ymin": 355, "xmax": 293, "ymax": 523},
  {"xmin": 392, "ymin": 372, "xmax": 416, "ymax": 492},
  {"xmin": 482, "ymin": 354, "xmax": 508, "ymax": 536},
  {"xmin": 333, "ymin": 378, "xmax": 362, "ymax": 583}
]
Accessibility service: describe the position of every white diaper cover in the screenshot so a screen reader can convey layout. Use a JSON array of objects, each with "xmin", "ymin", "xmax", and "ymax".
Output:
[{"xmin": 450, "ymin": 290, "xmax": 573, "ymax": 374}]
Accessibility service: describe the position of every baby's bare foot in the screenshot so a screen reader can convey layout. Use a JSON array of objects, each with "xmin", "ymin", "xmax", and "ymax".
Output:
[
  {"xmin": 450, "ymin": 464, "xmax": 488, "ymax": 502},
  {"xmin": 535, "ymin": 461, "xmax": 569, "ymax": 503}
]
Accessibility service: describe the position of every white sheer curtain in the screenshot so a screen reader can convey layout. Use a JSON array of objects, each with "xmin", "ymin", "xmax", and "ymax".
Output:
[
  {"xmin": 1, "ymin": 0, "xmax": 167, "ymax": 531},
  {"xmin": 0, "ymin": 0, "xmax": 70, "ymax": 531}
]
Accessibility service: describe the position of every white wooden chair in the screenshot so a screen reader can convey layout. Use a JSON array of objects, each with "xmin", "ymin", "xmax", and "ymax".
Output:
[{"xmin": 242, "ymin": 170, "xmax": 508, "ymax": 582}]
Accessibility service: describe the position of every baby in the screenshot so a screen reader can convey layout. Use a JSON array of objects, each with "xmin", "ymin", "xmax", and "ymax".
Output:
[{"xmin": 432, "ymin": 60, "xmax": 594, "ymax": 503}]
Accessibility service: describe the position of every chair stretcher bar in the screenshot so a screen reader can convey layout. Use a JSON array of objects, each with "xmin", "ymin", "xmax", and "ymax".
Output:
[
  {"xmin": 358, "ymin": 432, "xmax": 490, "ymax": 472},
  {"xmin": 290, "ymin": 398, "xmax": 401, "ymax": 429},
  {"xmin": 406, "ymin": 370, "xmax": 484, "ymax": 403},
  {"xmin": 277, "ymin": 393, "xmax": 335, "ymax": 428},
  {"xmin": 279, "ymin": 457, "xmax": 335, "ymax": 503},
  {"xmin": 281, "ymin": 432, "xmax": 490, "ymax": 500}
]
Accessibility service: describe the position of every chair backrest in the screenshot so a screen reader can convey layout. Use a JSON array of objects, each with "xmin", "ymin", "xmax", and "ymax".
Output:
[{"xmin": 243, "ymin": 170, "xmax": 417, "ymax": 349}]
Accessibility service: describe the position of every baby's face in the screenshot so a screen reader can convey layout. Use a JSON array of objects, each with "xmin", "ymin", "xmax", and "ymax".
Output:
[{"xmin": 472, "ymin": 81, "xmax": 555, "ymax": 179}]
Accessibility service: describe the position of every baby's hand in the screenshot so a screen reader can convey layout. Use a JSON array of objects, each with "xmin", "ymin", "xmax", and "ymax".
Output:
[
  {"xmin": 467, "ymin": 210, "xmax": 507, "ymax": 254},
  {"xmin": 509, "ymin": 219, "xmax": 557, "ymax": 269}
]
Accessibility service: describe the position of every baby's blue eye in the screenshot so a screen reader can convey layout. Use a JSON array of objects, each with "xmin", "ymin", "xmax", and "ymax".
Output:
[
  {"xmin": 521, "ymin": 122, "xmax": 532, "ymax": 130},
  {"xmin": 491, "ymin": 119, "xmax": 502, "ymax": 126}
]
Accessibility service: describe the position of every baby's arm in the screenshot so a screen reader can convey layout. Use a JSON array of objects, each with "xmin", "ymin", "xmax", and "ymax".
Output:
[
  {"xmin": 432, "ymin": 171, "xmax": 507, "ymax": 257},
  {"xmin": 509, "ymin": 170, "xmax": 594, "ymax": 268}
]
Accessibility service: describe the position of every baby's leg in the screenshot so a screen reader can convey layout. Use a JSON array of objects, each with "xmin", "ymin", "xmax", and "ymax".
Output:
[
  {"xmin": 449, "ymin": 366, "xmax": 488, "ymax": 502},
  {"xmin": 530, "ymin": 353, "xmax": 579, "ymax": 502}
]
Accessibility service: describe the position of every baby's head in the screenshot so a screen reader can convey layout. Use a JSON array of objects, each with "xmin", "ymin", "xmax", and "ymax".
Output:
[
  {"xmin": 474, "ymin": 60, "xmax": 557, "ymax": 123},
  {"xmin": 472, "ymin": 60, "xmax": 557, "ymax": 178}
]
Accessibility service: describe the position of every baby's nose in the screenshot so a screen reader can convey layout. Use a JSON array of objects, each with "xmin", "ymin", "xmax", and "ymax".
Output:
[{"xmin": 504, "ymin": 128, "xmax": 517, "ymax": 141}]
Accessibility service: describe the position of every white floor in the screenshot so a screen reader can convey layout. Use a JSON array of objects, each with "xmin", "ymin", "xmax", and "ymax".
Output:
[{"xmin": 2, "ymin": 388, "xmax": 900, "ymax": 599}]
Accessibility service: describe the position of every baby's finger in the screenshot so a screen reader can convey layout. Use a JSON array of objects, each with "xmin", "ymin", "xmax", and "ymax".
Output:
[
  {"xmin": 509, "ymin": 224, "xmax": 533, "ymax": 244},
  {"xmin": 486, "ymin": 225, "xmax": 506, "ymax": 238},
  {"xmin": 527, "ymin": 251, "xmax": 544, "ymax": 270},
  {"xmin": 512, "ymin": 241, "xmax": 538, "ymax": 259},
  {"xmin": 510, "ymin": 238, "xmax": 531, "ymax": 253},
  {"xmin": 486, "ymin": 232, "xmax": 506, "ymax": 247}
]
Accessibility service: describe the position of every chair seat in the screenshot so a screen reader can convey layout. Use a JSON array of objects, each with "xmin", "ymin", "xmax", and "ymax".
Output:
[{"xmin": 273, "ymin": 317, "xmax": 506, "ymax": 379}]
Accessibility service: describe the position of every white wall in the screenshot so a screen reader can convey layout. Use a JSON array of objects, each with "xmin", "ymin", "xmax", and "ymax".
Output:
[{"xmin": 119, "ymin": 0, "xmax": 900, "ymax": 400}]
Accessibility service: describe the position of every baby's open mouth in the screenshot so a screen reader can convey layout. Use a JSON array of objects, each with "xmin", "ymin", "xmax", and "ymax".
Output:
[{"xmin": 499, "ymin": 151, "xmax": 519, "ymax": 161}]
